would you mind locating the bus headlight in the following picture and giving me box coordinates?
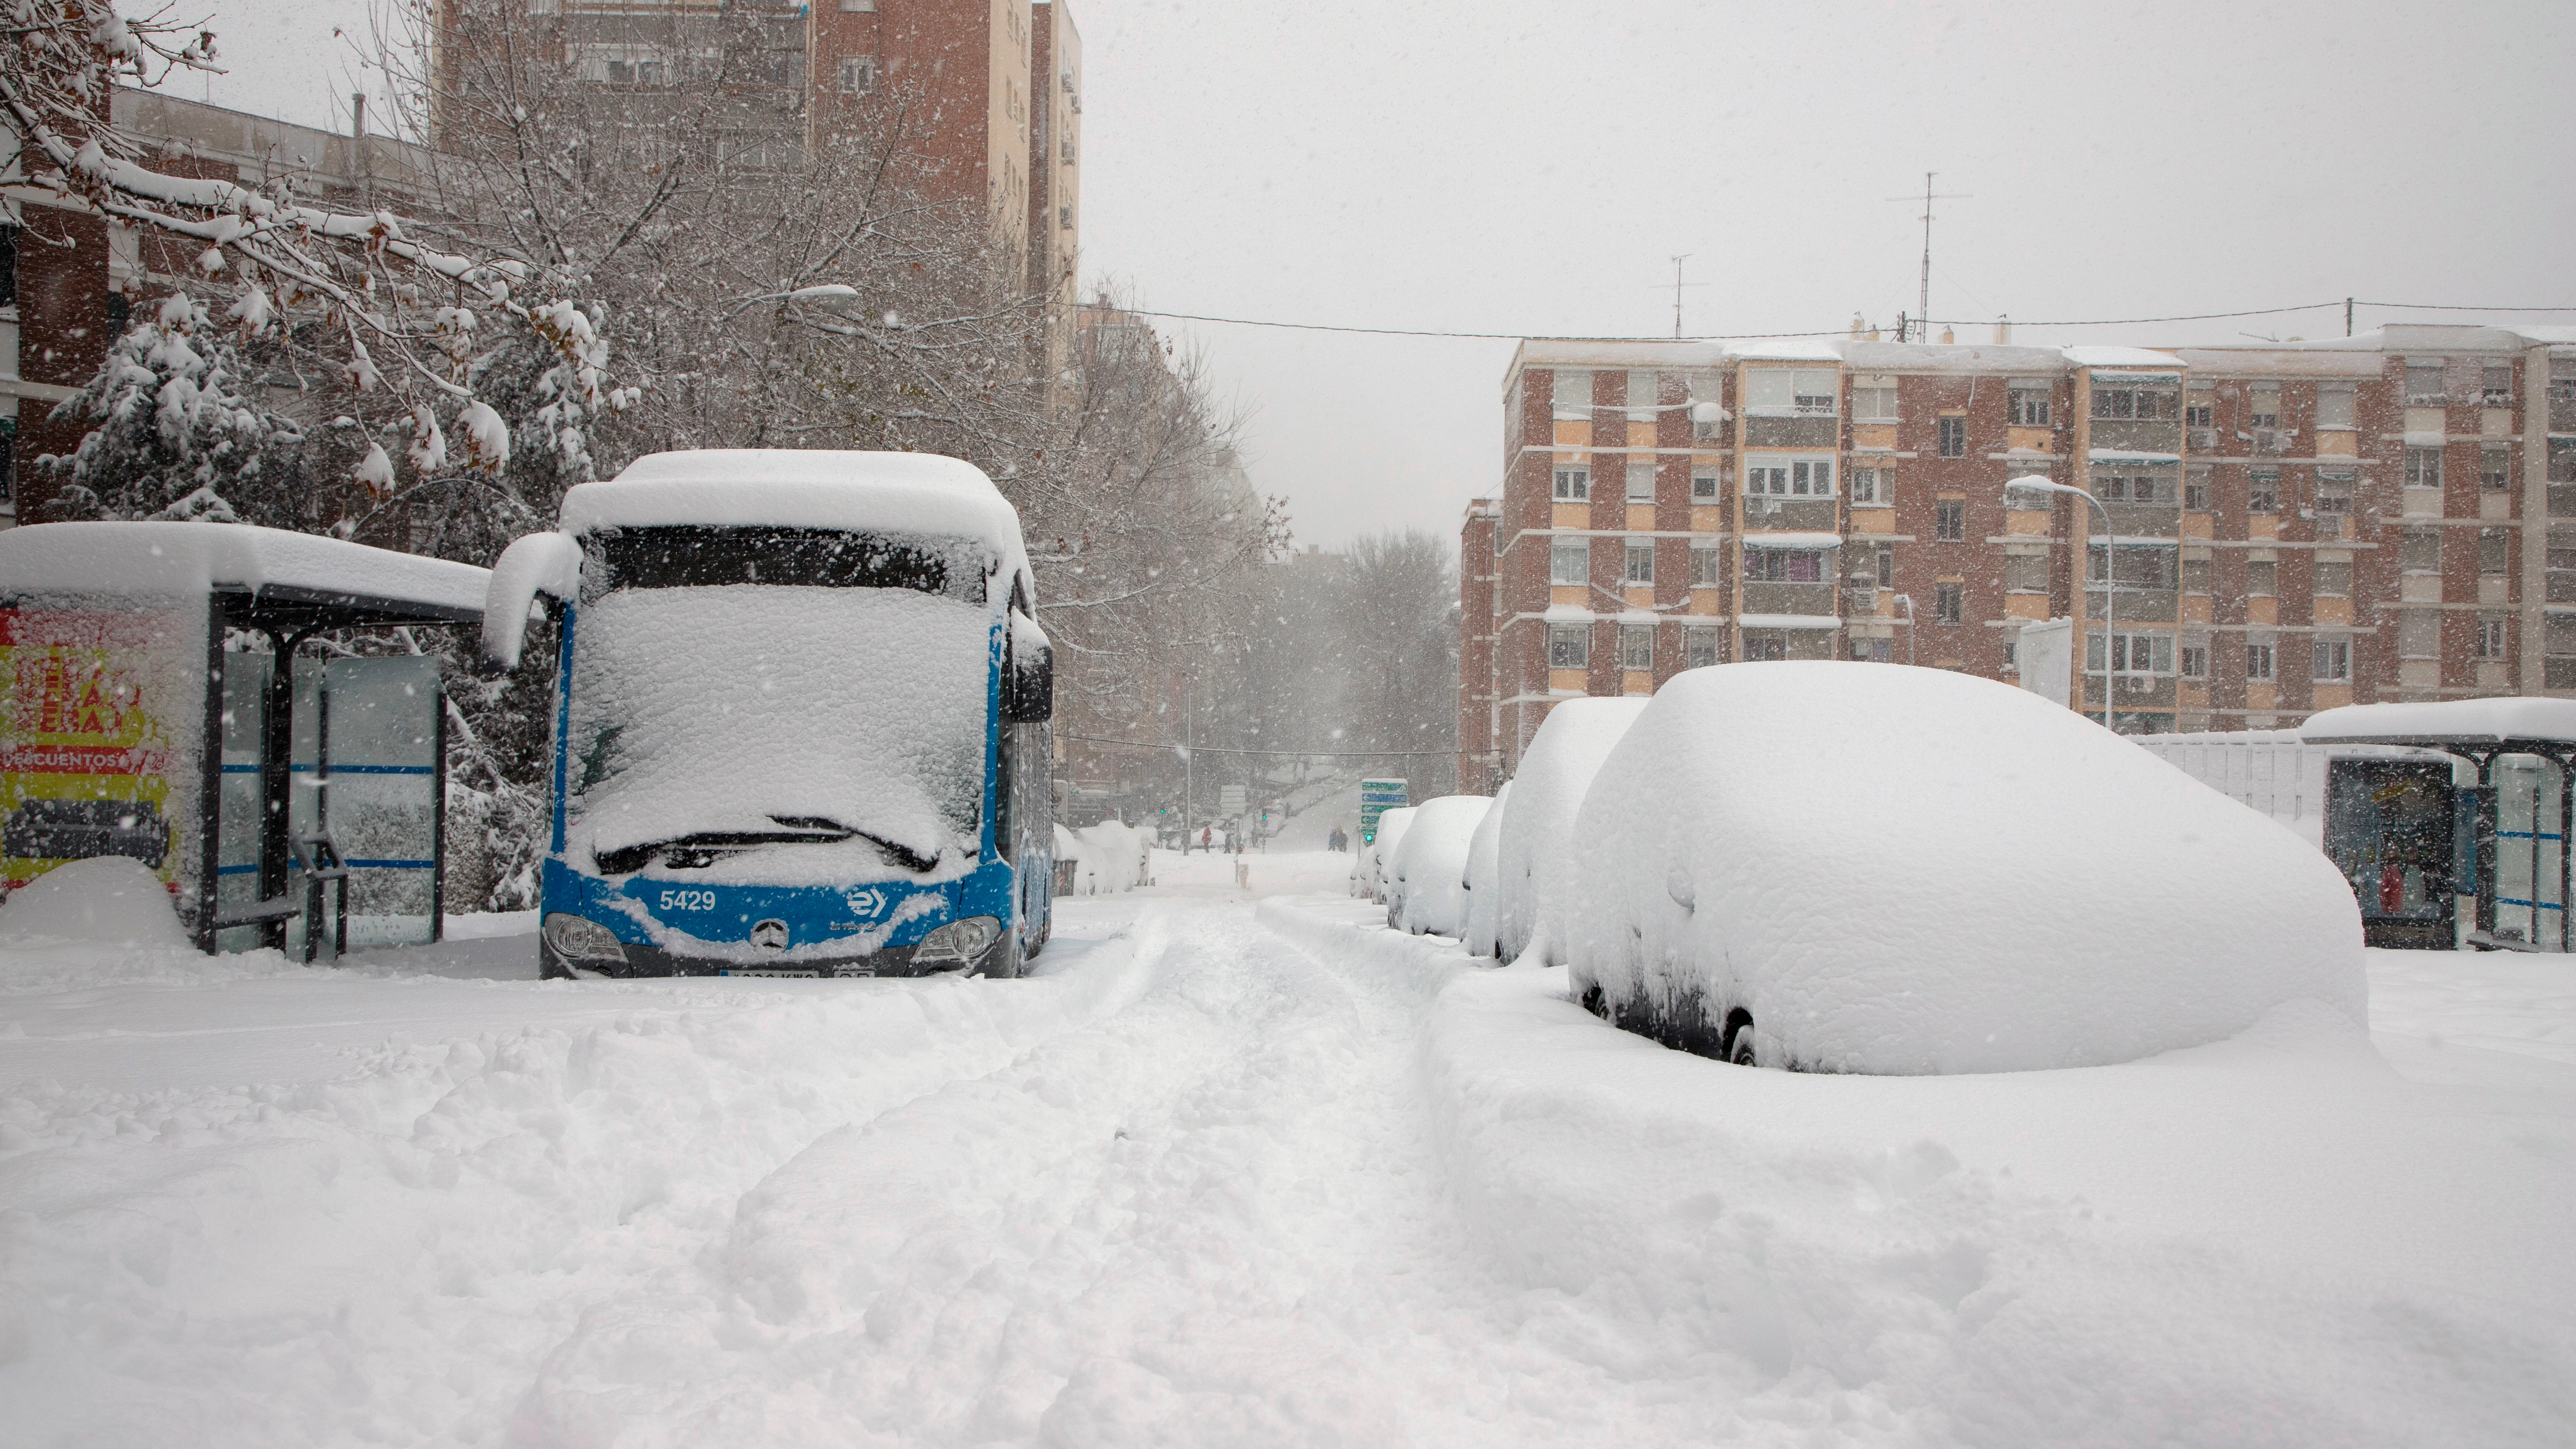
[914,915,1001,964]
[543,912,627,963]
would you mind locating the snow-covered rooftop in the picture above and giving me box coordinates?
[2061,346,2186,370]
[2302,698,2576,748]
[0,522,489,618]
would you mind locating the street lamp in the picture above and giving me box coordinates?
[1892,593,1916,666]
[2003,475,2116,731]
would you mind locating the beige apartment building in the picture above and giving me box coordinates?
[1458,324,2576,789]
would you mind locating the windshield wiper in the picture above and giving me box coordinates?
[593,817,940,876]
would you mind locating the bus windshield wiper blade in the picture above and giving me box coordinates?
[768,816,941,873]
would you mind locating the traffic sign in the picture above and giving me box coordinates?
[1359,778,1409,843]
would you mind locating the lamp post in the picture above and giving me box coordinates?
[2004,476,2116,731]
[1892,593,1916,666]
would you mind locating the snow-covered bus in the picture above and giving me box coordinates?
[483,451,1055,978]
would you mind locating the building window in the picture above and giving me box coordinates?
[2101,473,2171,504]
[2247,641,2276,682]
[1620,623,1653,670]
[0,223,15,307]
[1552,370,1592,419]
[2090,545,2173,589]
[2092,386,2178,421]
[2482,365,2514,407]
[2247,388,2282,429]
[1625,462,1656,502]
[2400,611,2441,659]
[2004,553,2048,593]
[2312,637,2351,682]
[2185,401,2214,429]
[1623,540,1654,584]
[1937,415,1966,458]
[1934,499,1965,542]
[2315,560,2352,597]
[2316,471,2355,516]
[1933,582,1963,625]
[2481,528,2511,577]
[2401,529,2441,573]
[1745,368,1839,417]
[1851,637,1893,663]
[2316,387,2355,429]
[1685,627,1721,669]
[1744,548,1827,582]
[2248,472,2280,514]
[838,56,878,92]
[1745,456,1833,496]
[2405,447,2443,489]
[1853,379,1898,421]
[1850,465,1889,505]
[1874,542,1894,587]
[1743,633,1788,662]
[2009,385,2050,426]
[2481,444,2513,491]
[2180,643,2209,679]
[2476,617,2508,659]
[1553,466,1590,500]
[2183,557,2211,594]
[2247,559,2277,597]
[2185,466,2211,510]
[1690,469,1719,500]
[2405,363,2446,404]
[1550,540,1588,585]
[1624,369,1662,423]
[2091,632,2174,675]
[1689,546,1721,587]
[1548,624,1589,669]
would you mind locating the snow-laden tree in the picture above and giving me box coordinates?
[42,291,301,519]
[2,0,627,524]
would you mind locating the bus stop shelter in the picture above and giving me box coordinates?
[2304,698,2576,952]
[0,523,488,956]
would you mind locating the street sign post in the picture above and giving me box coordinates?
[1359,778,1409,844]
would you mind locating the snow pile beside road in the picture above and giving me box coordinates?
[1392,795,1489,937]
[1572,663,2365,1073]
[0,857,299,994]
[1496,697,1648,964]
[1461,780,1511,958]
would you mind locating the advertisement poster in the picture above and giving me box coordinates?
[0,607,189,894]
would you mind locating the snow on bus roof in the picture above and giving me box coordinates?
[0,521,489,616]
[2302,698,2576,748]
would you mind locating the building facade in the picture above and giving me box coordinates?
[1458,325,2576,787]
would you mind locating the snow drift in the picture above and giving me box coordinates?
[1569,663,2367,1074]
[1391,795,1491,938]
[1460,780,1511,958]
[1496,698,1649,964]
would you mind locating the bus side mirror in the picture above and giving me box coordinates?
[482,532,583,668]
[1005,611,1054,723]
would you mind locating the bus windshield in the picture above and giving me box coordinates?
[564,557,992,885]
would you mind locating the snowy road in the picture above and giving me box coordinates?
[5,851,2574,1446]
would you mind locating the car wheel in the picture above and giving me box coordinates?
[1723,1010,1757,1067]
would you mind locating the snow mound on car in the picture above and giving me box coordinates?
[1461,780,1512,958]
[1391,795,1491,938]
[1570,663,2366,1074]
[1496,697,1649,964]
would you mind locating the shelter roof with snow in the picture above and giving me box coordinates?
[0,522,489,627]
[2301,699,2576,751]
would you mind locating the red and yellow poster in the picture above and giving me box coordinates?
[0,608,187,893]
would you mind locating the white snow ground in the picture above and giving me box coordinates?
[2,850,2571,1446]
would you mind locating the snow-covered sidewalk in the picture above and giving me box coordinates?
[2,853,2571,1445]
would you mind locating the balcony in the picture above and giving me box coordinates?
[1740,581,1838,616]
[2086,587,2181,623]
[2187,426,2219,453]
[1741,497,1839,533]
[1741,416,1840,448]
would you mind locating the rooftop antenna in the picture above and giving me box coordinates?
[1887,172,1970,342]
[1654,254,1709,338]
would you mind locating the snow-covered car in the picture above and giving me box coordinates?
[1389,795,1492,936]
[1569,663,2367,1074]
[1070,821,1151,893]
[1496,698,1649,964]
[1359,806,1417,904]
[1460,780,1512,958]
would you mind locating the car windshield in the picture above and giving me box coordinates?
[563,536,993,884]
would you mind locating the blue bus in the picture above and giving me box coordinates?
[483,450,1054,978]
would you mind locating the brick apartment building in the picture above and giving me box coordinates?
[466,0,1082,367]
[1457,324,2576,789]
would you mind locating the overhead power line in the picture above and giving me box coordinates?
[1063,733,1454,758]
[1117,298,2576,344]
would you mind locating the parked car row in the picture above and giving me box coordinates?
[1361,663,2369,1077]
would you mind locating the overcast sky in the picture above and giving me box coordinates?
[203,0,2575,549]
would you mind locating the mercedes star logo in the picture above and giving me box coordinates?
[750,919,789,951]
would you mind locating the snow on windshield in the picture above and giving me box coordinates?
[565,583,990,884]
